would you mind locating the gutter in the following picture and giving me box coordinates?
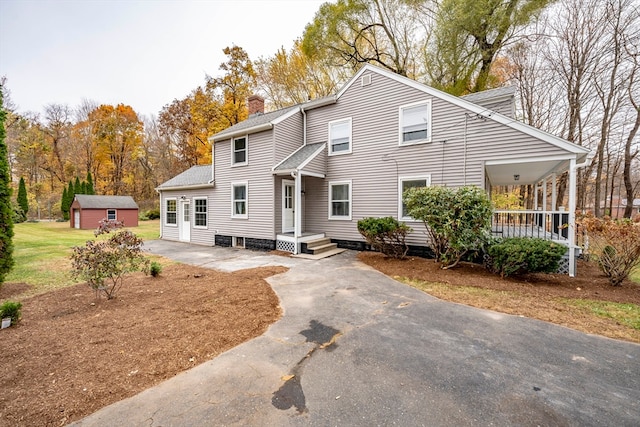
[210,122,273,142]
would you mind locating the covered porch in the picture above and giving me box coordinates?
[485,152,592,277]
[272,143,328,255]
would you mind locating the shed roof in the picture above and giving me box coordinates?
[74,195,138,209]
[156,165,213,190]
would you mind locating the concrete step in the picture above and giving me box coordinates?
[309,242,338,255]
[293,247,346,260]
[305,237,331,249]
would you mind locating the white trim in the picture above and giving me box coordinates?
[484,154,577,166]
[328,180,352,220]
[231,181,248,219]
[156,183,215,191]
[328,118,352,156]
[210,123,271,142]
[398,175,431,220]
[106,209,117,221]
[336,64,590,160]
[271,106,301,125]
[165,198,177,227]
[298,143,327,169]
[399,100,432,146]
[231,135,248,167]
[193,197,208,229]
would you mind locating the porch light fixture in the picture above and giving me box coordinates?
[180,195,186,200]
[513,174,520,181]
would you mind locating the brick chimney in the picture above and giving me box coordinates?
[248,95,264,116]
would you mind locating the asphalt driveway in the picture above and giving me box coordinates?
[71,240,639,426]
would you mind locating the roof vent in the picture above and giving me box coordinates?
[361,74,372,87]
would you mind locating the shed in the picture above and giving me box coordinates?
[70,195,139,229]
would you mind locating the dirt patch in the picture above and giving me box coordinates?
[0,263,286,427]
[358,252,640,343]
[0,282,31,300]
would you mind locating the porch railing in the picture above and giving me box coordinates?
[492,210,570,244]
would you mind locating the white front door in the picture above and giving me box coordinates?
[179,200,190,242]
[74,210,80,229]
[282,180,295,233]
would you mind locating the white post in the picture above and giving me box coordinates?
[542,177,547,211]
[294,172,303,254]
[551,173,557,210]
[534,183,539,210]
[568,158,577,277]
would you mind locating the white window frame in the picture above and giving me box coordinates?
[328,118,352,155]
[231,135,248,166]
[399,100,432,146]
[328,180,352,220]
[165,198,177,226]
[193,197,208,228]
[231,181,248,219]
[398,175,431,220]
[106,209,116,221]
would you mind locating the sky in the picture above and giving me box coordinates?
[0,0,327,119]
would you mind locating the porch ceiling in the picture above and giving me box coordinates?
[485,158,570,186]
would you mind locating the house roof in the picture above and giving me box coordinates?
[74,195,138,209]
[210,105,299,141]
[461,86,516,105]
[156,165,213,190]
[273,142,326,173]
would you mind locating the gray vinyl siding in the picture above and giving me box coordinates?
[303,69,570,244]
[274,112,303,164]
[302,149,326,176]
[212,130,276,240]
[159,189,215,245]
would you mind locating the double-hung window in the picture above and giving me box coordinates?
[329,180,352,220]
[399,101,431,145]
[399,176,431,219]
[232,136,247,166]
[328,118,352,155]
[231,182,248,218]
[107,209,116,221]
[166,199,177,225]
[194,198,207,227]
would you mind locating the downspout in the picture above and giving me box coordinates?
[301,108,307,146]
[463,114,468,185]
[568,153,594,277]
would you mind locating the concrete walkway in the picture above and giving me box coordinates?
[71,240,640,427]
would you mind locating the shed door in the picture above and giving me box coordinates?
[179,201,190,242]
[74,210,80,229]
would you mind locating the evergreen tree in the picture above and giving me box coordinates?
[62,180,74,221]
[0,85,15,284]
[61,186,68,219]
[86,171,95,195]
[17,176,28,215]
[80,181,86,195]
[74,176,81,195]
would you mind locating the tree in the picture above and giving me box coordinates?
[86,171,95,195]
[89,104,144,195]
[302,0,426,77]
[74,176,82,195]
[428,0,553,94]
[0,84,15,285]
[255,40,340,109]
[17,176,28,215]
[207,45,257,128]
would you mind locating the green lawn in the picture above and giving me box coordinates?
[4,220,160,294]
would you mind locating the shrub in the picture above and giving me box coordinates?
[70,219,150,299]
[0,300,22,325]
[150,261,162,277]
[143,209,160,220]
[486,237,567,277]
[579,214,640,286]
[357,216,412,259]
[404,185,493,269]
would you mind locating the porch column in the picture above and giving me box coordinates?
[294,172,302,254]
[551,173,557,210]
[542,178,547,211]
[568,158,577,277]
